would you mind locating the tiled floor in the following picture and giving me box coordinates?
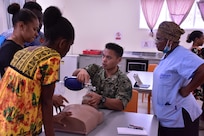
[137,93,204,136]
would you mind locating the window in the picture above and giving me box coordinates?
[139,0,204,29]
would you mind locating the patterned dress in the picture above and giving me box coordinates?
[191,47,204,101]
[0,46,60,136]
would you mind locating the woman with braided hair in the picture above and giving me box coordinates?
[153,21,204,136]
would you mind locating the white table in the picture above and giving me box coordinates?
[40,111,158,136]
[39,81,158,136]
[127,71,153,93]
[127,71,153,114]
[53,81,88,106]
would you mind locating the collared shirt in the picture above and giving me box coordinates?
[85,64,132,108]
[152,45,203,127]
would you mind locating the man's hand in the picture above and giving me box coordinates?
[82,92,101,108]
[53,94,68,107]
[76,69,90,83]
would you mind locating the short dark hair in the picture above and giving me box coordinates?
[23,1,43,31]
[23,1,42,12]
[186,30,203,43]
[105,43,123,57]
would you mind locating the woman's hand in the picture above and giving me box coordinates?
[53,94,68,107]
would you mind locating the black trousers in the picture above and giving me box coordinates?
[158,108,199,136]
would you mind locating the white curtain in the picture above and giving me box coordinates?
[2,0,25,29]
[197,0,204,21]
[141,0,164,37]
[166,0,195,25]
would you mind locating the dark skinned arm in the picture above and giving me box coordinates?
[41,83,55,136]
[180,64,204,97]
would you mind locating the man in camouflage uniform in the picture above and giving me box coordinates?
[73,43,132,111]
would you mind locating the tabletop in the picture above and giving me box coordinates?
[39,81,158,136]
[127,71,153,93]
[40,111,158,136]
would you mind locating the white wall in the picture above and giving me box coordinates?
[0,0,8,32]
[35,0,203,54]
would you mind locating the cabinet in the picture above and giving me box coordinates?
[78,55,161,73]
[118,58,126,73]
[78,55,102,68]
[60,55,79,81]
[148,59,160,64]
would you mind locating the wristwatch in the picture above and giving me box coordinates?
[100,96,106,105]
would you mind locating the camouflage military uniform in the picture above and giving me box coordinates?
[84,64,132,108]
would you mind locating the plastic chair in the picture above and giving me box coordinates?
[142,64,157,114]
[124,90,138,112]
[142,64,157,102]
[147,64,157,72]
